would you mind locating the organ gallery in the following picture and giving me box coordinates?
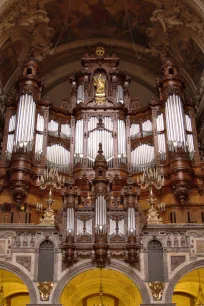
[0,0,204,305]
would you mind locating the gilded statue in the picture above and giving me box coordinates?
[93,74,106,104]
[93,74,105,96]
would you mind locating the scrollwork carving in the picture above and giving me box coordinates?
[148,282,165,301]
[36,282,54,301]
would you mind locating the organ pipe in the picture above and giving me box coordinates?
[77,84,84,104]
[47,144,70,172]
[75,119,84,155]
[128,207,136,234]
[142,120,152,136]
[6,115,16,158]
[165,94,186,150]
[87,116,114,168]
[156,113,166,160]
[14,94,36,151]
[109,218,125,235]
[48,120,58,136]
[67,208,75,234]
[60,124,71,138]
[35,114,45,159]
[95,195,107,233]
[117,85,124,104]
[117,119,126,156]
[131,144,155,172]
[77,218,92,235]
[130,123,140,139]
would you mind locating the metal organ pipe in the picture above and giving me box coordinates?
[142,120,152,136]
[185,114,194,157]
[156,113,166,160]
[35,114,44,160]
[77,84,84,104]
[95,195,107,233]
[14,94,36,151]
[130,123,140,139]
[47,144,70,172]
[74,119,84,163]
[117,119,126,163]
[165,94,186,150]
[61,124,71,138]
[87,116,113,168]
[128,207,136,234]
[117,85,124,104]
[131,144,154,172]
[6,114,16,159]
[67,208,74,234]
[48,120,58,137]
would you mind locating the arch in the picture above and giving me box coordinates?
[165,259,204,303]
[34,235,59,249]
[51,259,151,304]
[0,261,37,303]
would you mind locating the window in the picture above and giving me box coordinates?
[170,212,176,223]
[148,240,164,282]
[187,212,191,223]
[201,212,204,223]
[38,240,54,282]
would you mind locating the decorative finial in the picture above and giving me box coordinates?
[98,143,103,154]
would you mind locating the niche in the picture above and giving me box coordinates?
[26,67,32,75]
[38,240,54,282]
[148,240,164,282]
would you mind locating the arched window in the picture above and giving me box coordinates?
[148,240,164,282]
[38,240,54,282]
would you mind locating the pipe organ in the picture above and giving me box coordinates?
[0,46,202,268]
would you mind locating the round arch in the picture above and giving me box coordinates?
[0,261,38,304]
[165,259,204,303]
[51,259,151,304]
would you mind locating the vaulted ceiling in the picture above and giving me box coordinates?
[0,0,204,115]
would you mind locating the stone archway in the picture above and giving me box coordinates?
[51,259,151,304]
[164,259,204,303]
[0,261,38,304]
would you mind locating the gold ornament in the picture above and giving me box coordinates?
[36,282,54,301]
[148,282,165,301]
[96,47,105,57]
